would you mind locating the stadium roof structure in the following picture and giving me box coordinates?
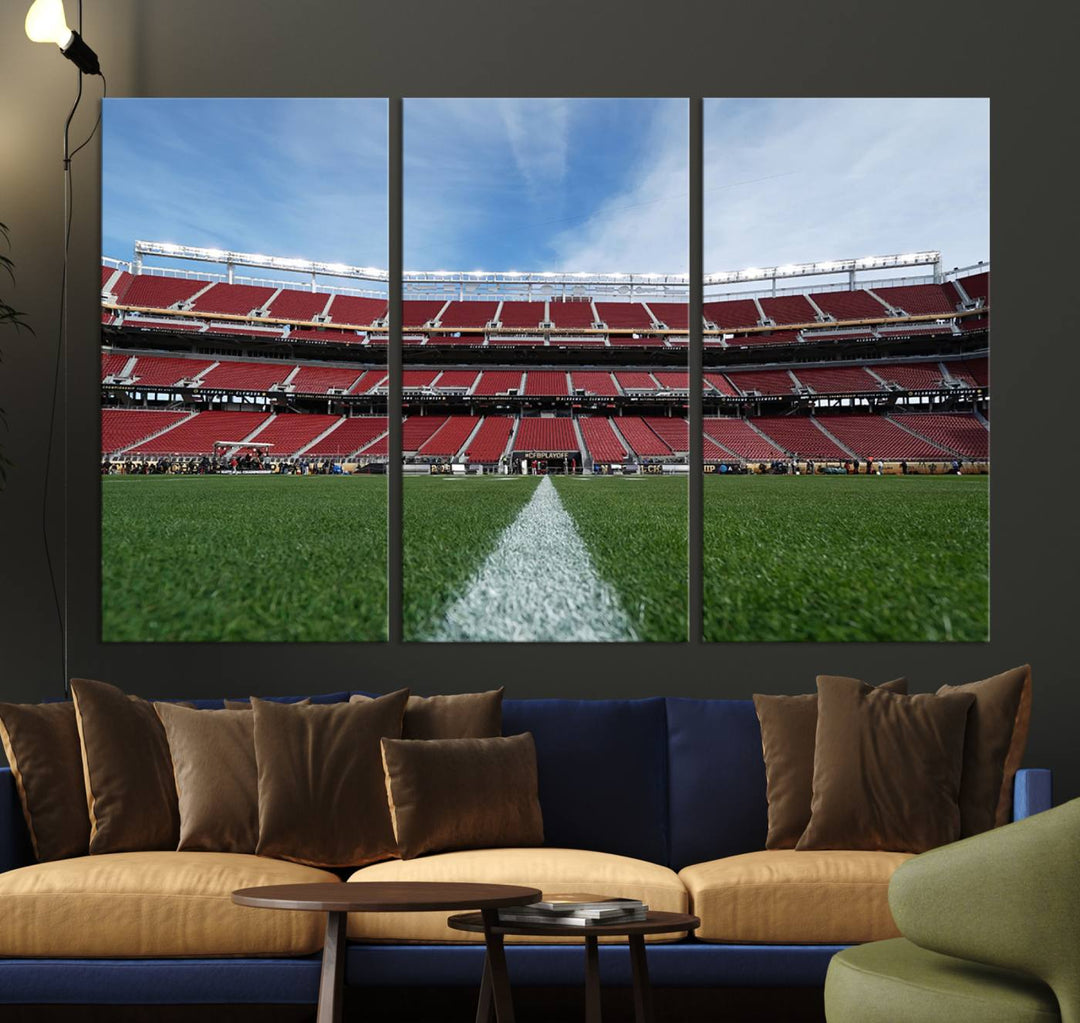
[704,251,942,287]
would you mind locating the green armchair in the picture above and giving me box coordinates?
[825,798,1080,1023]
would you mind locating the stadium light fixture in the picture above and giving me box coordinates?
[25,0,100,75]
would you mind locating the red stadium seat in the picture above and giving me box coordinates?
[101,409,191,454]
[580,417,627,463]
[465,416,514,462]
[513,418,578,452]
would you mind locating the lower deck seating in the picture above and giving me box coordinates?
[303,416,388,457]
[815,416,950,460]
[465,416,513,462]
[579,416,627,463]
[246,414,342,457]
[101,409,191,454]
[418,416,480,457]
[703,419,785,460]
[752,417,849,459]
[888,414,988,458]
[127,411,271,455]
[643,416,689,453]
[514,417,578,452]
[615,417,672,457]
[402,416,449,452]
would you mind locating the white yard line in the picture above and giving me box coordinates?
[430,476,638,642]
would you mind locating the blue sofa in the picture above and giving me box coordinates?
[0,695,1052,1006]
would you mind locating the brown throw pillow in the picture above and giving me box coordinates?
[222,698,312,710]
[753,677,907,849]
[71,678,181,854]
[381,734,544,859]
[797,676,974,854]
[253,690,409,868]
[938,665,1032,835]
[155,704,259,854]
[350,688,503,739]
[0,702,89,862]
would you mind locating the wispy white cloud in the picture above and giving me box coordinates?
[704,98,989,274]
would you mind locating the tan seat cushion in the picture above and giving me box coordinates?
[679,850,914,944]
[0,852,340,957]
[347,847,687,943]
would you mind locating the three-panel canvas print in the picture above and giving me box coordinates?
[99,97,989,644]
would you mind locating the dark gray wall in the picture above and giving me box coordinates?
[1,1,1077,800]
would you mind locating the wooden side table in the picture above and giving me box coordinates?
[233,880,540,1023]
[448,909,700,1023]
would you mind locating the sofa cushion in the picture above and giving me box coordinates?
[0,852,339,957]
[825,938,1060,1023]
[666,699,767,870]
[502,698,669,865]
[346,847,687,943]
[679,850,913,944]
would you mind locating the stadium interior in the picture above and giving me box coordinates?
[100,251,988,472]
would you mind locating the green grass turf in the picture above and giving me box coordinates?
[703,475,989,642]
[552,476,688,642]
[403,475,541,640]
[102,475,387,642]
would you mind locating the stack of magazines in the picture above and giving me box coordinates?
[498,893,648,927]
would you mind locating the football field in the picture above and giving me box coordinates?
[704,474,989,642]
[102,475,387,642]
[404,474,689,642]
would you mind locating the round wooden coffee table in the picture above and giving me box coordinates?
[233,881,541,1023]
[448,909,700,1023]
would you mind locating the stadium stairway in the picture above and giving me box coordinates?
[571,417,591,470]
[745,417,787,453]
[864,287,900,316]
[455,417,487,461]
[607,418,635,459]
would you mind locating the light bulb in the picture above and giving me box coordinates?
[25,0,73,48]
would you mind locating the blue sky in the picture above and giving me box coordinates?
[102,98,387,284]
[404,99,689,273]
[704,98,990,278]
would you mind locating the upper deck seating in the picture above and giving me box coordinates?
[653,372,689,392]
[403,370,440,390]
[120,275,204,310]
[810,289,890,321]
[439,302,498,329]
[703,299,760,329]
[524,372,570,397]
[288,365,364,394]
[432,371,479,392]
[472,371,525,396]
[705,373,737,396]
[727,370,797,396]
[595,302,655,330]
[402,301,447,328]
[198,360,294,391]
[571,372,619,396]
[645,302,689,329]
[547,301,595,329]
[759,294,817,325]
[872,363,946,390]
[614,372,660,392]
[791,366,878,393]
[872,283,960,316]
[128,355,214,387]
[957,272,989,304]
[346,370,388,394]
[325,295,387,325]
[190,283,276,316]
[497,302,546,329]
[266,289,332,321]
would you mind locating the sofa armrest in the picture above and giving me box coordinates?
[889,799,1080,1023]
[1012,768,1052,820]
[0,767,34,873]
